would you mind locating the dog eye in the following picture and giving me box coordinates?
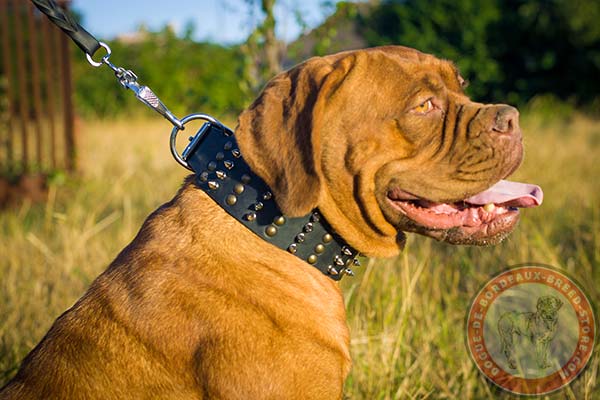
[412,99,434,114]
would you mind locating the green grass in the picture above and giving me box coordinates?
[1,113,599,399]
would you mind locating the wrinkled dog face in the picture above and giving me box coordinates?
[238,46,542,257]
[316,47,542,248]
[371,51,538,244]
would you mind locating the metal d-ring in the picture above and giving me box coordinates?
[86,41,111,67]
[170,113,233,170]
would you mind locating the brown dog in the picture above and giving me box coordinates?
[0,46,541,399]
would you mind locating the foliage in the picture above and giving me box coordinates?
[359,0,502,100]
[358,0,600,107]
[487,0,600,106]
[65,0,600,118]
[71,26,248,119]
[239,0,281,99]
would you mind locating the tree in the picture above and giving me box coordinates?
[360,0,502,101]
[240,0,282,99]
[360,0,600,107]
[488,0,600,106]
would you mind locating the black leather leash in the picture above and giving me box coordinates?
[31,0,100,56]
[31,0,361,280]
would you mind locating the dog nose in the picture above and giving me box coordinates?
[492,106,520,136]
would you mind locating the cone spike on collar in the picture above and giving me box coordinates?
[182,122,360,281]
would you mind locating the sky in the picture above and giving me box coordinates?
[73,0,341,45]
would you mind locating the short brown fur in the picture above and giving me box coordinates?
[1,46,526,399]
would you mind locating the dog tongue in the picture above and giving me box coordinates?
[465,180,543,208]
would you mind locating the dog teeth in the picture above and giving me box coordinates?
[483,203,495,212]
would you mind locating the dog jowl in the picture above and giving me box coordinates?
[1,46,542,399]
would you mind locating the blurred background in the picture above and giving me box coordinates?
[1,1,599,398]
[58,0,600,119]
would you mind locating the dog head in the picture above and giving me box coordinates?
[537,296,563,319]
[236,46,542,257]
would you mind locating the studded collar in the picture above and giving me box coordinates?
[182,122,360,281]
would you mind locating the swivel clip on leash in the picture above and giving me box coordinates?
[31,0,232,171]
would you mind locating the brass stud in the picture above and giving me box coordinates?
[207,161,217,171]
[315,244,325,254]
[233,183,245,194]
[216,170,227,180]
[296,233,305,243]
[343,268,355,277]
[224,141,233,150]
[327,265,339,275]
[245,212,257,222]
[307,254,317,264]
[288,244,297,254]
[232,149,241,158]
[334,255,344,266]
[241,174,251,184]
[353,259,361,267]
[216,152,225,161]
[310,212,320,222]
[208,181,219,190]
[265,226,277,237]
[273,216,286,226]
[263,191,272,200]
[199,171,209,182]
[224,160,234,170]
[253,202,264,211]
[225,194,237,206]
[304,222,313,233]
[322,233,333,243]
[342,246,353,256]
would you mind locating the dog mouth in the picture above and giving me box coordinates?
[386,180,543,240]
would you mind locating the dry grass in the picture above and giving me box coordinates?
[1,113,599,399]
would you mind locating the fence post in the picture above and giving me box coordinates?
[0,0,15,170]
[58,0,76,172]
[27,2,44,169]
[0,0,77,206]
[41,18,57,169]
[12,0,31,172]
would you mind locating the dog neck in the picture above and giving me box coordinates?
[182,122,360,281]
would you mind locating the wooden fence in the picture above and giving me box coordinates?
[0,0,75,177]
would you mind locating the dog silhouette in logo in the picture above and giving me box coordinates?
[497,295,563,369]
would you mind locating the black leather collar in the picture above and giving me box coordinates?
[182,122,360,281]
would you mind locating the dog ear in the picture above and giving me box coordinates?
[235,58,337,217]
